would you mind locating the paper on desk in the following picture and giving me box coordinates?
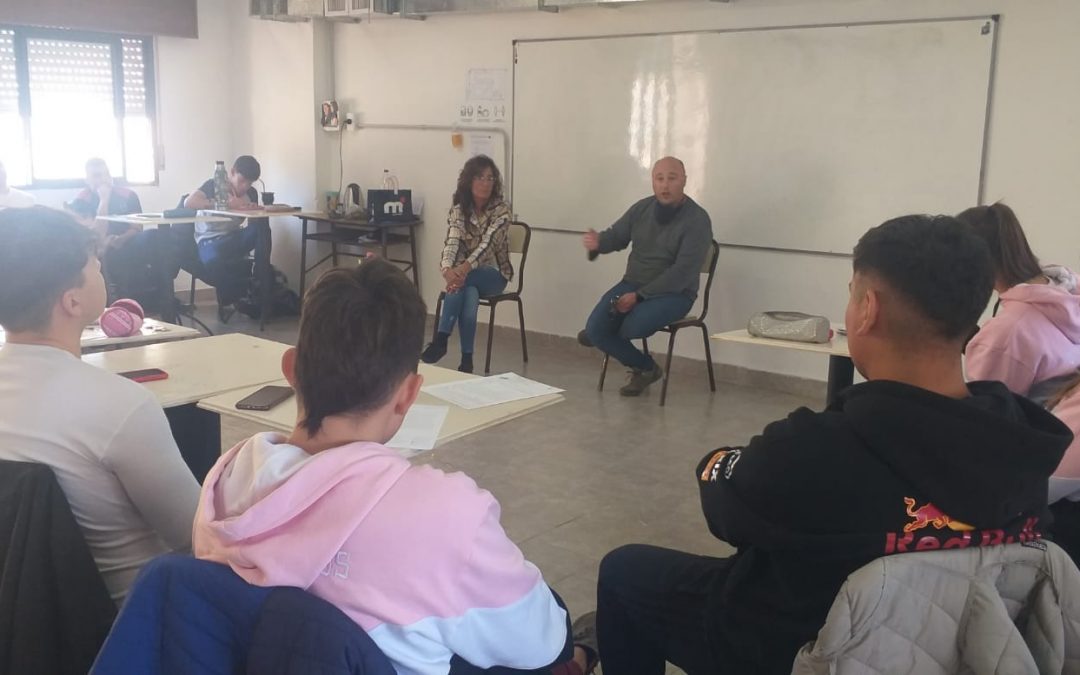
[423,372,563,410]
[387,404,449,454]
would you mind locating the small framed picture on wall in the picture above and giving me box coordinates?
[321,100,341,130]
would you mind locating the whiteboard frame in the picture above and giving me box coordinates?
[510,14,1001,258]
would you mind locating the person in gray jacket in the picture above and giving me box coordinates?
[580,156,713,396]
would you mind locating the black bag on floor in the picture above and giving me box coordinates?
[238,265,301,319]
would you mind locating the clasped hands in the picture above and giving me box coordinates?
[442,261,472,293]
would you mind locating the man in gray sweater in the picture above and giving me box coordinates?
[581,157,713,396]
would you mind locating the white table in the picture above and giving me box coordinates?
[98,213,236,227]
[83,333,292,481]
[199,364,565,452]
[712,328,854,405]
[83,333,289,408]
[0,319,200,353]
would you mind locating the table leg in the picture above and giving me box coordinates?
[408,222,420,288]
[155,226,179,323]
[298,217,309,302]
[254,218,272,331]
[164,404,221,484]
[826,355,855,408]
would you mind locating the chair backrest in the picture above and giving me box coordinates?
[507,221,532,295]
[93,554,395,675]
[0,461,116,675]
[696,240,720,323]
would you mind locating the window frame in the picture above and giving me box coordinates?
[2,24,159,189]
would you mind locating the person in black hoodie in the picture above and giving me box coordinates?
[592,214,1074,675]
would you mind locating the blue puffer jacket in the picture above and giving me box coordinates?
[92,555,395,675]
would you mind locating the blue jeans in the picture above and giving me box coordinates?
[586,281,694,370]
[439,266,508,354]
[197,219,272,306]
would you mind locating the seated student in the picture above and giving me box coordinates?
[590,214,1072,675]
[957,202,1080,398]
[0,207,201,603]
[183,155,270,314]
[193,260,592,674]
[67,158,161,307]
[0,159,34,209]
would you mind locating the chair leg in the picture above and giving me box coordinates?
[517,299,529,364]
[189,276,196,307]
[331,242,339,268]
[484,302,497,375]
[642,338,650,357]
[598,353,610,391]
[432,294,444,342]
[660,330,677,407]
[701,325,717,392]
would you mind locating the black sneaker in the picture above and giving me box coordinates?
[577,329,594,348]
[458,354,474,374]
[421,341,447,364]
[619,363,663,396]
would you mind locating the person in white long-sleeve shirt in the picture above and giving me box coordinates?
[0,206,200,602]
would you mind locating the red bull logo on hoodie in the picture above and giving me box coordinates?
[884,497,1041,554]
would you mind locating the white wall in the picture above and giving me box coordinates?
[324,0,1080,381]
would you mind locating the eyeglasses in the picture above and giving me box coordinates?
[474,175,496,183]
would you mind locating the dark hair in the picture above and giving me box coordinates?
[853,214,993,342]
[294,259,427,435]
[0,207,98,332]
[452,155,503,222]
[955,202,1042,289]
[232,155,261,182]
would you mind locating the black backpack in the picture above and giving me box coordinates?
[238,265,301,319]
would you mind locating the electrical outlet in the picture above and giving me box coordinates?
[344,112,356,128]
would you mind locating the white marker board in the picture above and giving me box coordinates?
[512,18,996,254]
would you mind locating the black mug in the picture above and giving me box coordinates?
[261,192,275,206]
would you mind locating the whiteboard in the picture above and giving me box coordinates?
[512,18,996,254]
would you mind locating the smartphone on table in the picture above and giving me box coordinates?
[119,368,169,383]
[235,385,294,411]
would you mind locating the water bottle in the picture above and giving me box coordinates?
[381,169,399,193]
[213,161,229,210]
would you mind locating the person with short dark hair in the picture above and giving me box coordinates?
[422,155,513,373]
[579,156,713,396]
[589,214,1072,674]
[66,158,163,307]
[184,155,270,313]
[957,202,1080,398]
[0,207,200,603]
[193,259,588,674]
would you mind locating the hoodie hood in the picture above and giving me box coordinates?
[841,380,1071,526]
[193,433,410,589]
[999,266,1080,343]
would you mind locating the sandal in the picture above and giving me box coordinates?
[571,611,600,674]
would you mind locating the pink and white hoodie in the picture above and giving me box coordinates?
[193,432,569,675]
[966,266,1080,396]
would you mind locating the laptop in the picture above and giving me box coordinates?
[367,189,414,223]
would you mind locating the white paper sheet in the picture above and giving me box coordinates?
[387,404,449,454]
[423,373,563,410]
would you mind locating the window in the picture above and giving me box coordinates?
[0,26,157,188]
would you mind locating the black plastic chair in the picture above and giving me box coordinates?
[598,240,720,406]
[432,221,532,374]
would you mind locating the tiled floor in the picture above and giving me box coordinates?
[194,307,817,673]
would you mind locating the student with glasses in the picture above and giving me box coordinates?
[422,155,513,373]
